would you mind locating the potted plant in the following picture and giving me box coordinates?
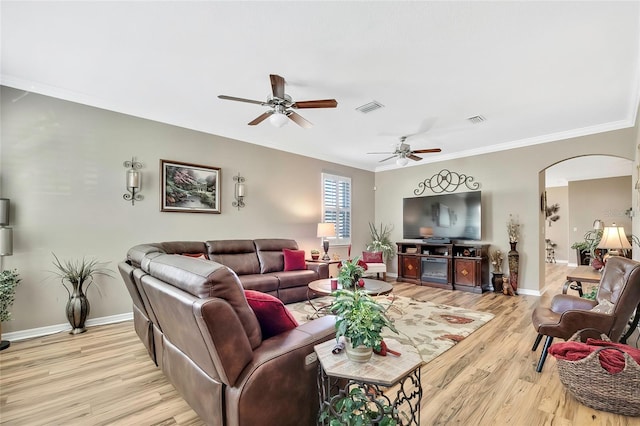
[51,253,113,334]
[337,256,366,289]
[330,288,398,362]
[318,385,398,425]
[310,249,321,261]
[0,269,21,350]
[366,222,396,263]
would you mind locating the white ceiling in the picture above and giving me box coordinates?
[2,1,639,174]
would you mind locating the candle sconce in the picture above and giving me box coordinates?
[123,157,143,205]
[233,173,246,210]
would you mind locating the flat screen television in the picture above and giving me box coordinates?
[403,191,482,241]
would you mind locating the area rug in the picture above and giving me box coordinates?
[286,294,494,364]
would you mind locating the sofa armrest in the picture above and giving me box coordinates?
[225,315,336,425]
[551,294,597,313]
[306,261,329,278]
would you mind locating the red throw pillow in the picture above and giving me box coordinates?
[357,259,368,271]
[181,253,207,260]
[283,248,306,271]
[362,251,383,263]
[244,290,299,339]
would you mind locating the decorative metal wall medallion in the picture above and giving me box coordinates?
[414,169,480,195]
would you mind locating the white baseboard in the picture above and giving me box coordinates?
[3,312,133,342]
[517,288,541,297]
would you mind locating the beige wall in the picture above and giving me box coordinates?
[2,85,638,333]
[567,176,632,264]
[0,86,375,333]
[375,128,637,295]
[544,186,568,262]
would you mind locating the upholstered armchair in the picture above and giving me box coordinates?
[531,256,640,372]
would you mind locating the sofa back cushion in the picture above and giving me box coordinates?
[140,253,262,350]
[254,239,299,273]
[206,239,261,275]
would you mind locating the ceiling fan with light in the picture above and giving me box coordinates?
[368,136,442,166]
[218,74,338,128]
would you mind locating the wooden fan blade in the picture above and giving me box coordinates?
[412,148,442,154]
[379,155,398,163]
[292,99,338,109]
[270,74,285,99]
[408,154,423,162]
[287,111,313,128]
[248,111,272,126]
[218,95,266,105]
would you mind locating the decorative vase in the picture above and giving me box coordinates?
[311,254,320,260]
[492,273,504,292]
[66,286,90,335]
[508,242,519,295]
[345,338,373,363]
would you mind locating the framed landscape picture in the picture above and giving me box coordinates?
[161,159,221,214]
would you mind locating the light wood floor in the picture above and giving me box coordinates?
[1,264,638,425]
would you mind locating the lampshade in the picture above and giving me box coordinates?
[0,227,13,256]
[597,225,632,251]
[269,112,289,127]
[317,222,336,238]
[0,198,9,227]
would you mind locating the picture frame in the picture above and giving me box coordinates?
[160,159,221,214]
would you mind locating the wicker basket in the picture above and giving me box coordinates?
[555,330,640,417]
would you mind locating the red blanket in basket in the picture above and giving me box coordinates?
[548,339,640,374]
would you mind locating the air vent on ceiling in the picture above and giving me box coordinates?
[356,101,384,114]
[467,115,486,124]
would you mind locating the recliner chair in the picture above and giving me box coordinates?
[531,256,640,372]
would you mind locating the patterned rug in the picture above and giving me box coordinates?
[286,294,494,364]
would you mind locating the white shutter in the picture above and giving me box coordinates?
[322,173,351,246]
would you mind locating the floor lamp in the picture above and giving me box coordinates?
[317,223,336,261]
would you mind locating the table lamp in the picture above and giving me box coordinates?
[317,223,336,261]
[597,223,631,259]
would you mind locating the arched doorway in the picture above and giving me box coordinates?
[541,155,634,291]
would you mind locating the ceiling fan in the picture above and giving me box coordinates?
[368,136,442,166]
[218,74,338,128]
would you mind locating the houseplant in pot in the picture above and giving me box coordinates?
[330,288,398,362]
[0,269,21,350]
[366,222,396,263]
[310,249,321,261]
[337,256,366,289]
[51,253,113,334]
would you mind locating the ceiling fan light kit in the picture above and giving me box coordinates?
[396,156,410,167]
[218,74,337,128]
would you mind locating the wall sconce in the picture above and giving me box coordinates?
[233,173,246,210]
[123,157,143,205]
[0,198,13,271]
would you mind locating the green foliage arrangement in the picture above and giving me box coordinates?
[330,288,398,351]
[51,253,113,296]
[337,256,365,289]
[366,222,396,262]
[0,269,21,322]
[318,385,398,426]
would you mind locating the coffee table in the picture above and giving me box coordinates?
[306,278,393,318]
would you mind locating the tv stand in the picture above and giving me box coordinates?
[396,242,489,293]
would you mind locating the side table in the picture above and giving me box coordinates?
[314,338,423,425]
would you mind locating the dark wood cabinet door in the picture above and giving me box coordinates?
[402,256,420,280]
[455,258,478,286]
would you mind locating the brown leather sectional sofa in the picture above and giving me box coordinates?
[119,239,336,425]
[127,239,329,304]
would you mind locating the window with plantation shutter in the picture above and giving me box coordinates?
[322,173,351,246]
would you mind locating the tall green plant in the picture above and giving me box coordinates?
[0,269,21,322]
[366,222,396,262]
